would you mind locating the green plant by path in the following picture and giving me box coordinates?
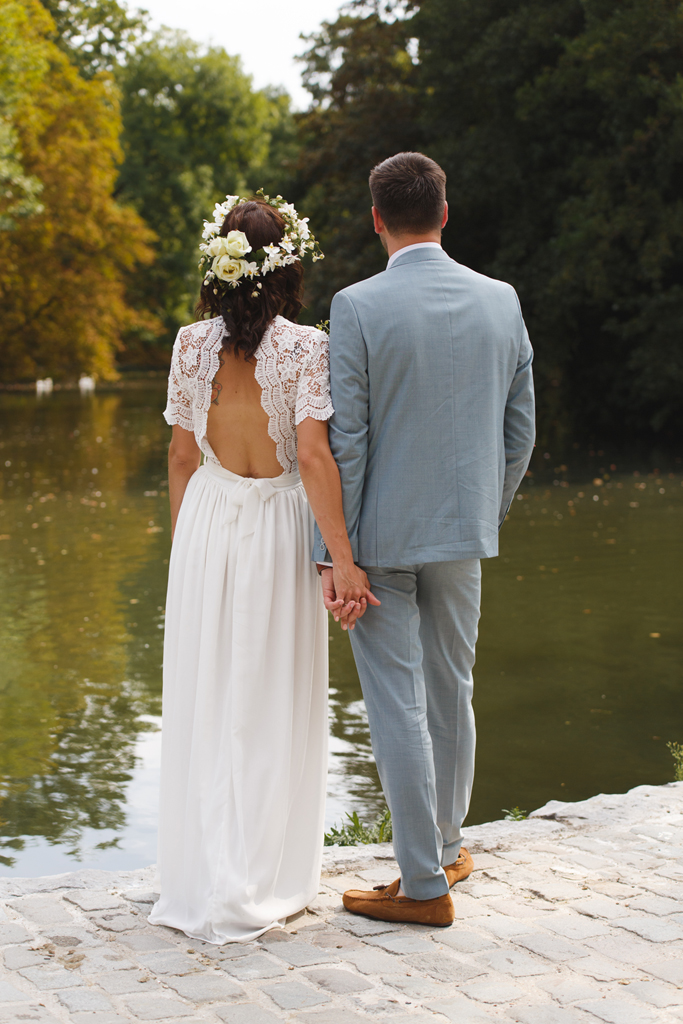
[503,806,528,821]
[324,808,392,846]
[667,742,683,782]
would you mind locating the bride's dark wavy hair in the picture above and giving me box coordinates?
[195,198,304,360]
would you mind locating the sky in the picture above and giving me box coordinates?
[137,0,346,110]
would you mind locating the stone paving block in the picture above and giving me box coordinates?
[438,929,498,953]
[365,933,434,954]
[582,932,663,965]
[516,932,590,962]
[626,895,681,916]
[122,995,195,1019]
[18,966,85,990]
[507,1007,596,1024]
[0,981,32,1002]
[521,881,588,902]
[459,880,513,899]
[304,968,372,994]
[6,899,75,928]
[164,974,246,1003]
[118,933,174,952]
[646,960,683,986]
[575,997,660,1023]
[70,1015,131,1024]
[90,914,141,933]
[339,948,403,975]
[425,996,499,1022]
[195,942,255,960]
[78,950,138,975]
[0,924,33,944]
[220,954,287,981]
[485,896,556,919]
[3,947,49,970]
[477,949,554,977]
[0,1007,60,1024]
[382,974,450,999]
[66,893,126,913]
[321,875,371,895]
[567,954,640,982]
[625,980,683,1008]
[536,975,604,1003]
[292,1011,367,1024]
[307,926,364,951]
[137,952,202,977]
[214,1004,282,1024]
[96,971,162,994]
[57,988,114,1012]
[542,913,610,940]
[468,916,537,940]
[613,915,683,942]
[459,980,525,1003]
[262,941,334,968]
[569,898,631,920]
[260,981,329,1010]
[405,951,484,983]
[333,914,399,937]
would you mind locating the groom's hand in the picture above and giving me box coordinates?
[332,563,380,631]
[320,568,345,622]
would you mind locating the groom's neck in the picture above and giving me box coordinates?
[382,230,442,260]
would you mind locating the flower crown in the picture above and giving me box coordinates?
[198,189,324,293]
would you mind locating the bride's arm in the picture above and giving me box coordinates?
[168,425,201,538]
[298,418,380,628]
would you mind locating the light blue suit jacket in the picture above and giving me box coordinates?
[315,246,535,566]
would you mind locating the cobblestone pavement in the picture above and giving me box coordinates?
[1,783,682,1024]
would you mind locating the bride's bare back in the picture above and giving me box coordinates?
[205,348,282,479]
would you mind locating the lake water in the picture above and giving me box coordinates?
[0,386,681,876]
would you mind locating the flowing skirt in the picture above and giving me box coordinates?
[149,461,328,943]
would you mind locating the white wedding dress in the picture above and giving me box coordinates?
[149,315,333,943]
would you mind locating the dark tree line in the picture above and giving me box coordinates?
[295,0,683,445]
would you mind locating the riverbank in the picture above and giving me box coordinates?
[1,782,682,1023]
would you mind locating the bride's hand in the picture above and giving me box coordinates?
[332,563,380,631]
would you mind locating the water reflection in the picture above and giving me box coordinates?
[0,389,682,875]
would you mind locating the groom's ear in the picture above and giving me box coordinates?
[441,201,449,230]
[372,206,385,235]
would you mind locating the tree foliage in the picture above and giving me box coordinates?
[296,0,683,442]
[115,30,297,364]
[39,0,146,78]
[0,0,157,383]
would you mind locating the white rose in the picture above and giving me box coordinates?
[212,255,247,283]
[206,236,230,257]
[225,230,252,258]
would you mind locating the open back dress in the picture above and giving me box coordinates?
[149,315,333,943]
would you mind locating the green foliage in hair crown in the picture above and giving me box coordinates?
[199,189,324,295]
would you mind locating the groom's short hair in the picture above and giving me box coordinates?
[369,152,446,235]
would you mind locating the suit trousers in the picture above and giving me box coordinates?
[350,559,481,900]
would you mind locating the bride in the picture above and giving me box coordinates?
[149,192,377,943]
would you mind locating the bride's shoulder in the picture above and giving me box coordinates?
[175,317,225,352]
[271,316,327,349]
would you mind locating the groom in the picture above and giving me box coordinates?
[318,152,535,925]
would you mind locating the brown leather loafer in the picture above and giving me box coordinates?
[444,847,474,887]
[342,878,454,926]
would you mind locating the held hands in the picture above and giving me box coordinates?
[320,564,380,631]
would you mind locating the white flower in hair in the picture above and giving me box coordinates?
[212,255,247,283]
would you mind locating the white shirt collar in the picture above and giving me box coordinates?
[386,241,443,270]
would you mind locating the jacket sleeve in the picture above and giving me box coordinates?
[312,290,369,563]
[499,295,536,527]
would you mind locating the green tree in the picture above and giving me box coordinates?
[115,30,297,364]
[0,0,157,383]
[0,0,49,229]
[39,0,146,78]
[415,0,683,440]
[295,3,422,322]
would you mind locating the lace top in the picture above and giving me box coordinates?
[163,315,334,474]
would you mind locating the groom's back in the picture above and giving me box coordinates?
[328,246,531,566]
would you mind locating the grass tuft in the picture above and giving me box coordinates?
[502,806,528,821]
[667,741,683,782]
[324,808,392,846]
